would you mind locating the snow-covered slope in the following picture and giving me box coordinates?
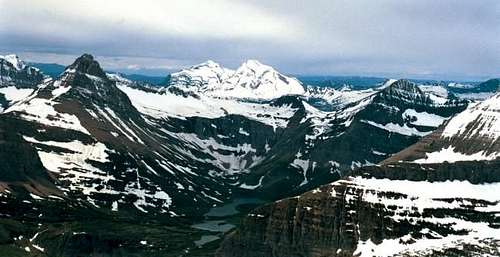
[168,59,304,100]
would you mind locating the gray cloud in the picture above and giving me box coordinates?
[0,0,498,80]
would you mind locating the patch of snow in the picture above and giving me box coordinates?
[414,146,500,163]
[240,176,264,190]
[419,85,448,98]
[238,127,250,136]
[5,90,90,135]
[111,201,118,211]
[23,136,113,196]
[402,109,446,127]
[361,120,429,137]
[0,86,33,104]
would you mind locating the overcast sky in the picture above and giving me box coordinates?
[0,0,498,80]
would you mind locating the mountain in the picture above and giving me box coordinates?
[241,79,466,195]
[216,91,500,257]
[444,78,500,100]
[297,75,387,90]
[116,72,470,202]
[167,60,304,100]
[0,55,251,255]
[0,55,45,111]
[3,54,239,215]
[384,89,500,164]
[0,54,488,256]
[0,55,45,88]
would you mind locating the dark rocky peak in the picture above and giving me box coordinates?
[376,79,429,105]
[33,54,137,115]
[66,54,107,79]
[384,79,423,95]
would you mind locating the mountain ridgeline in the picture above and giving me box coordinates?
[0,53,498,256]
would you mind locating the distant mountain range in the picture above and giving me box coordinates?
[28,62,167,85]
[29,61,484,92]
[1,53,499,256]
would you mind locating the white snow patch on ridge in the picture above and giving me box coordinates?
[350,177,500,203]
[0,86,33,104]
[240,176,264,190]
[402,109,446,127]
[361,120,429,137]
[6,97,90,135]
[414,146,500,163]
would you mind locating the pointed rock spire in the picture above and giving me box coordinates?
[67,54,107,79]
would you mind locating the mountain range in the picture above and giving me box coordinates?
[0,53,499,256]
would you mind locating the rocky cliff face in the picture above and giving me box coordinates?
[217,162,500,257]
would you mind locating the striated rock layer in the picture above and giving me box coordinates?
[217,162,500,257]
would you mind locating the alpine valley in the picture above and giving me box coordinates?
[0,54,499,257]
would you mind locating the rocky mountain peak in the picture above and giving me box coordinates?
[375,78,433,105]
[386,79,422,93]
[1,54,26,70]
[66,53,107,79]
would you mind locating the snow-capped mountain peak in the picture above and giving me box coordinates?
[218,59,305,100]
[168,60,234,92]
[0,54,26,70]
[0,54,45,89]
[167,59,304,100]
[193,59,224,69]
[238,59,267,71]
